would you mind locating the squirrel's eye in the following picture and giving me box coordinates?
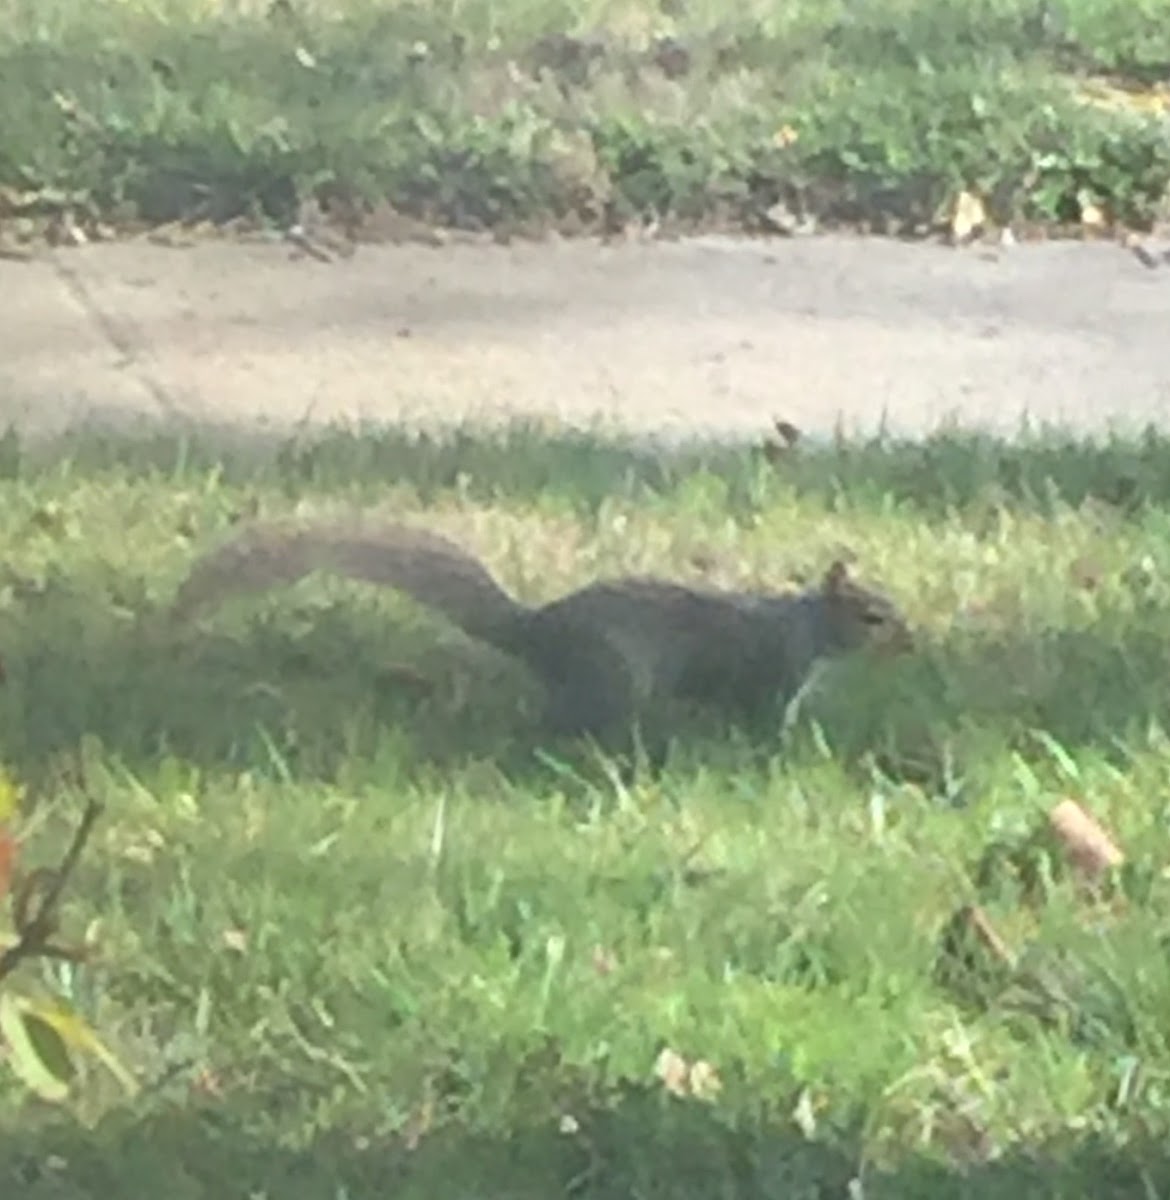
[862,611,887,625]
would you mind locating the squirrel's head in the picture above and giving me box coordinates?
[816,560,913,656]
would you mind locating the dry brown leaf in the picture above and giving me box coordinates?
[960,904,1015,967]
[590,944,617,976]
[221,928,248,953]
[1048,799,1124,879]
[654,1047,690,1097]
[773,418,802,447]
[950,190,987,244]
[1077,190,1107,230]
[688,1059,722,1100]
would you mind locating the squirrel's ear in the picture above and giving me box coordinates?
[822,560,850,592]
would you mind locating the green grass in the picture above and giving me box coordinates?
[2,0,1169,238]
[2,420,1170,1196]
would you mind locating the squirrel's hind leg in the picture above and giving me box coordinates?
[538,643,641,750]
[542,676,631,746]
[541,677,675,778]
[541,686,665,781]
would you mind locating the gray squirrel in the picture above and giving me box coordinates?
[170,517,914,753]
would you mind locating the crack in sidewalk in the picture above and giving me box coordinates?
[50,250,181,418]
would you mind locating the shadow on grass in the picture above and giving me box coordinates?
[13,415,1170,519]
[3,1087,1167,1200]
[0,589,559,783]
[0,581,1166,791]
[0,418,1167,784]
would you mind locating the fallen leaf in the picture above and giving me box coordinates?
[793,1087,818,1137]
[590,945,617,976]
[762,416,803,462]
[0,993,74,1102]
[30,997,138,1096]
[1049,799,1124,879]
[402,1096,435,1150]
[688,1059,722,1100]
[191,1066,224,1098]
[654,1047,690,1097]
[1125,237,1166,269]
[1077,190,1107,230]
[762,201,801,234]
[221,928,248,953]
[950,190,986,244]
[960,904,1016,967]
[773,418,802,446]
[1075,77,1170,118]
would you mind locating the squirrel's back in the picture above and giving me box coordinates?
[539,565,910,711]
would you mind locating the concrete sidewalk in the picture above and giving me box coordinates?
[5,232,1168,444]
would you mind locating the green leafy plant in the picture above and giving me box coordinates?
[3,0,1170,238]
[0,780,135,1105]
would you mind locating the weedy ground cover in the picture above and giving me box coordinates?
[2,0,1169,238]
[0,421,1168,1197]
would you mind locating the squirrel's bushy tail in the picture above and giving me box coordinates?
[170,518,528,646]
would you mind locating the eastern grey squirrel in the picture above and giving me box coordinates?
[170,517,913,752]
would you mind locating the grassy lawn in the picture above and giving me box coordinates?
[0,421,1169,1196]
[2,0,1169,238]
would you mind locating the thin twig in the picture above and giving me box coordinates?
[0,798,103,984]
